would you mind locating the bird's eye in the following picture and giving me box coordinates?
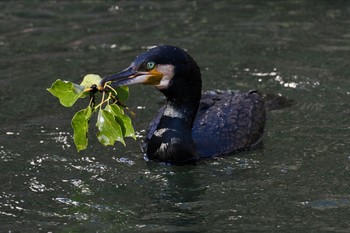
[145,61,156,71]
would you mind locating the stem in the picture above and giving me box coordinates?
[105,93,111,107]
[88,95,94,108]
[85,82,122,110]
[84,87,93,93]
[95,95,110,110]
[100,91,106,110]
[99,81,111,111]
[125,107,136,117]
[106,84,118,96]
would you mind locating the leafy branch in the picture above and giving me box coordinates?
[47,74,135,152]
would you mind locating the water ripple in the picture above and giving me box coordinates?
[0,192,25,218]
[301,198,350,210]
[0,146,21,162]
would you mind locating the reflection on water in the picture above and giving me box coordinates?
[1,0,350,232]
[302,198,350,210]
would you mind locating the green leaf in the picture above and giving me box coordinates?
[47,79,85,107]
[105,104,136,139]
[71,107,92,152]
[115,86,129,103]
[48,74,135,152]
[96,109,125,146]
[80,74,102,88]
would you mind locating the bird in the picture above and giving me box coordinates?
[99,45,266,164]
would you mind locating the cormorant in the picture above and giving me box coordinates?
[99,45,265,164]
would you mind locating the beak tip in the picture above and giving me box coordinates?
[100,67,136,88]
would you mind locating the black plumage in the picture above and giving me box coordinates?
[193,90,265,157]
[100,45,266,164]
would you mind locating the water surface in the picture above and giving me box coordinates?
[1,1,350,232]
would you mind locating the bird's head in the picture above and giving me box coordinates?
[99,45,201,99]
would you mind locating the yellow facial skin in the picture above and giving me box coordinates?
[142,68,164,85]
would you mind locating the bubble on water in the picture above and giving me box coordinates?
[0,148,21,162]
[29,177,53,193]
[40,130,72,150]
[0,192,25,218]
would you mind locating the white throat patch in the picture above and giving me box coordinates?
[163,106,186,119]
[155,64,175,89]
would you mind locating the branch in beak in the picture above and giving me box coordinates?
[99,66,164,90]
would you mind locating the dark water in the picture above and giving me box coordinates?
[1,1,350,232]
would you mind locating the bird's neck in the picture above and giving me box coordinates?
[146,91,201,163]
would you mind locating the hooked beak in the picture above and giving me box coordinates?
[99,66,164,89]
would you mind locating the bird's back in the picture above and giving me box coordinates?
[142,90,266,159]
[192,90,266,157]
